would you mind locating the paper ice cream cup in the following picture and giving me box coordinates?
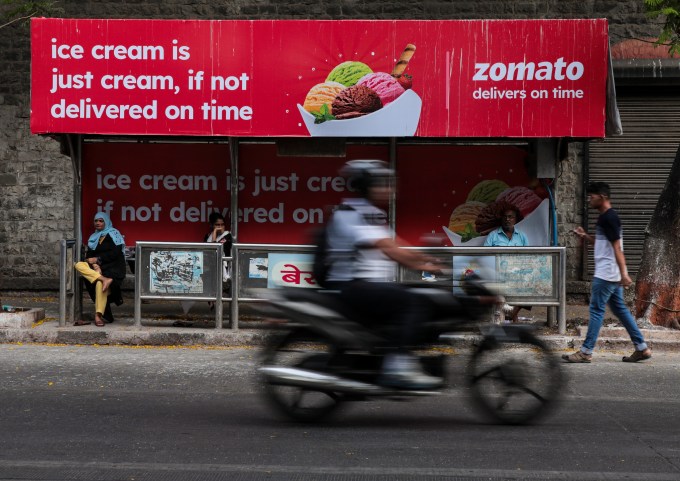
[297,89,422,137]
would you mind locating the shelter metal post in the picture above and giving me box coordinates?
[215,248,224,329]
[58,239,76,327]
[231,247,240,330]
[229,137,239,330]
[67,134,84,322]
[134,243,142,327]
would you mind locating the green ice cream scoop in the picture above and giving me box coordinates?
[326,61,373,87]
[467,179,509,204]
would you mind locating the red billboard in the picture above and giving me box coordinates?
[32,18,609,138]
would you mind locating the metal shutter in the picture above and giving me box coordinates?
[587,96,680,276]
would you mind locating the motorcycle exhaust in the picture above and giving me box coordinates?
[259,366,438,397]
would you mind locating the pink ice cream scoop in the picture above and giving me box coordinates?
[495,186,542,218]
[357,72,405,106]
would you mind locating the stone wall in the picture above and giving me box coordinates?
[556,142,588,292]
[0,1,659,290]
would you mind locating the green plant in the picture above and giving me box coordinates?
[644,0,680,55]
[1,1,61,29]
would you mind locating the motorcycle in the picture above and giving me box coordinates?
[258,275,563,425]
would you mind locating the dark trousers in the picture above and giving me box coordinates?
[337,280,432,351]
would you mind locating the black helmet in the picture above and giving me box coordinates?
[340,159,394,197]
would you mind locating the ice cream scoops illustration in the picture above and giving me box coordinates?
[331,85,382,119]
[297,44,422,136]
[475,200,522,235]
[448,201,486,240]
[467,180,509,204]
[326,61,373,86]
[357,72,405,106]
[446,179,548,242]
[302,82,346,115]
[495,186,542,218]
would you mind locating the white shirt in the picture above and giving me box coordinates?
[593,208,623,282]
[326,198,396,282]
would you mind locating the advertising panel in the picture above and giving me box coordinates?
[81,142,386,245]
[82,142,547,247]
[395,145,549,245]
[32,18,609,138]
[236,143,387,244]
[81,142,231,244]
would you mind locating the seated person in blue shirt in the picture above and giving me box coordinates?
[484,203,527,247]
[484,202,530,322]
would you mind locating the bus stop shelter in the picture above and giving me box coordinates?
[34,18,619,333]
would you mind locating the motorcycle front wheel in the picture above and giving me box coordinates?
[261,329,344,422]
[466,330,563,425]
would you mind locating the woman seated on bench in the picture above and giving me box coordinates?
[74,212,126,327]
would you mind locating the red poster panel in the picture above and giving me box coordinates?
[236,144,388,244]
[81,142,387,246]
[81,143,232,245]
[32,19,609,138]
[396,145,545,245]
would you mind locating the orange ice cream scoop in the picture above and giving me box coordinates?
[303,82,346,114]
[448,201,486,233]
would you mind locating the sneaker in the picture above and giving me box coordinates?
[379,354,443,390]
[622,348,652,363]
[561,351,592,363]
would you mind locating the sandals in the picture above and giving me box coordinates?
[94,315,105,327]
[622,348,652,363]
[561,351,592,363]
[73,320,91,326]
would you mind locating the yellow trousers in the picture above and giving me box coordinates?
[74,261,107,315]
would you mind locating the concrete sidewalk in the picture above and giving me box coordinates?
[1,293,678,352]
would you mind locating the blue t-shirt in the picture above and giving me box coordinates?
[484,227,528,247]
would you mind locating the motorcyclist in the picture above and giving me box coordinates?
[323,159,443,390]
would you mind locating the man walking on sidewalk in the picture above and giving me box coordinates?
[564,182,652,363]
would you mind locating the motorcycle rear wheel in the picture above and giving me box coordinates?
[261,329,344,422]
[467,331,562,425]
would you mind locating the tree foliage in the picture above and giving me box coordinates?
[0,0,60,29]
[645,0,680,54]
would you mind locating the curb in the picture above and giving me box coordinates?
[0,327,271,347]
[6,328,678,353]
[577,326,680,341]
[429,332,680,353]
[2,324,679,351]
[442,334,575,351]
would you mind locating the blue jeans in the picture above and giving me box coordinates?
[581,277,648,354]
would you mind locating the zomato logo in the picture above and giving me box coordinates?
[473,57,584,81]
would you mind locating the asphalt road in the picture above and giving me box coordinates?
[0,343,679,481]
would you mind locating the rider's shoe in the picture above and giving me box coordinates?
[378,353,443,390]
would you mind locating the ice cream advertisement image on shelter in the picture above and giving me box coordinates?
[298,44,422,136]
[443,180,551,247]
